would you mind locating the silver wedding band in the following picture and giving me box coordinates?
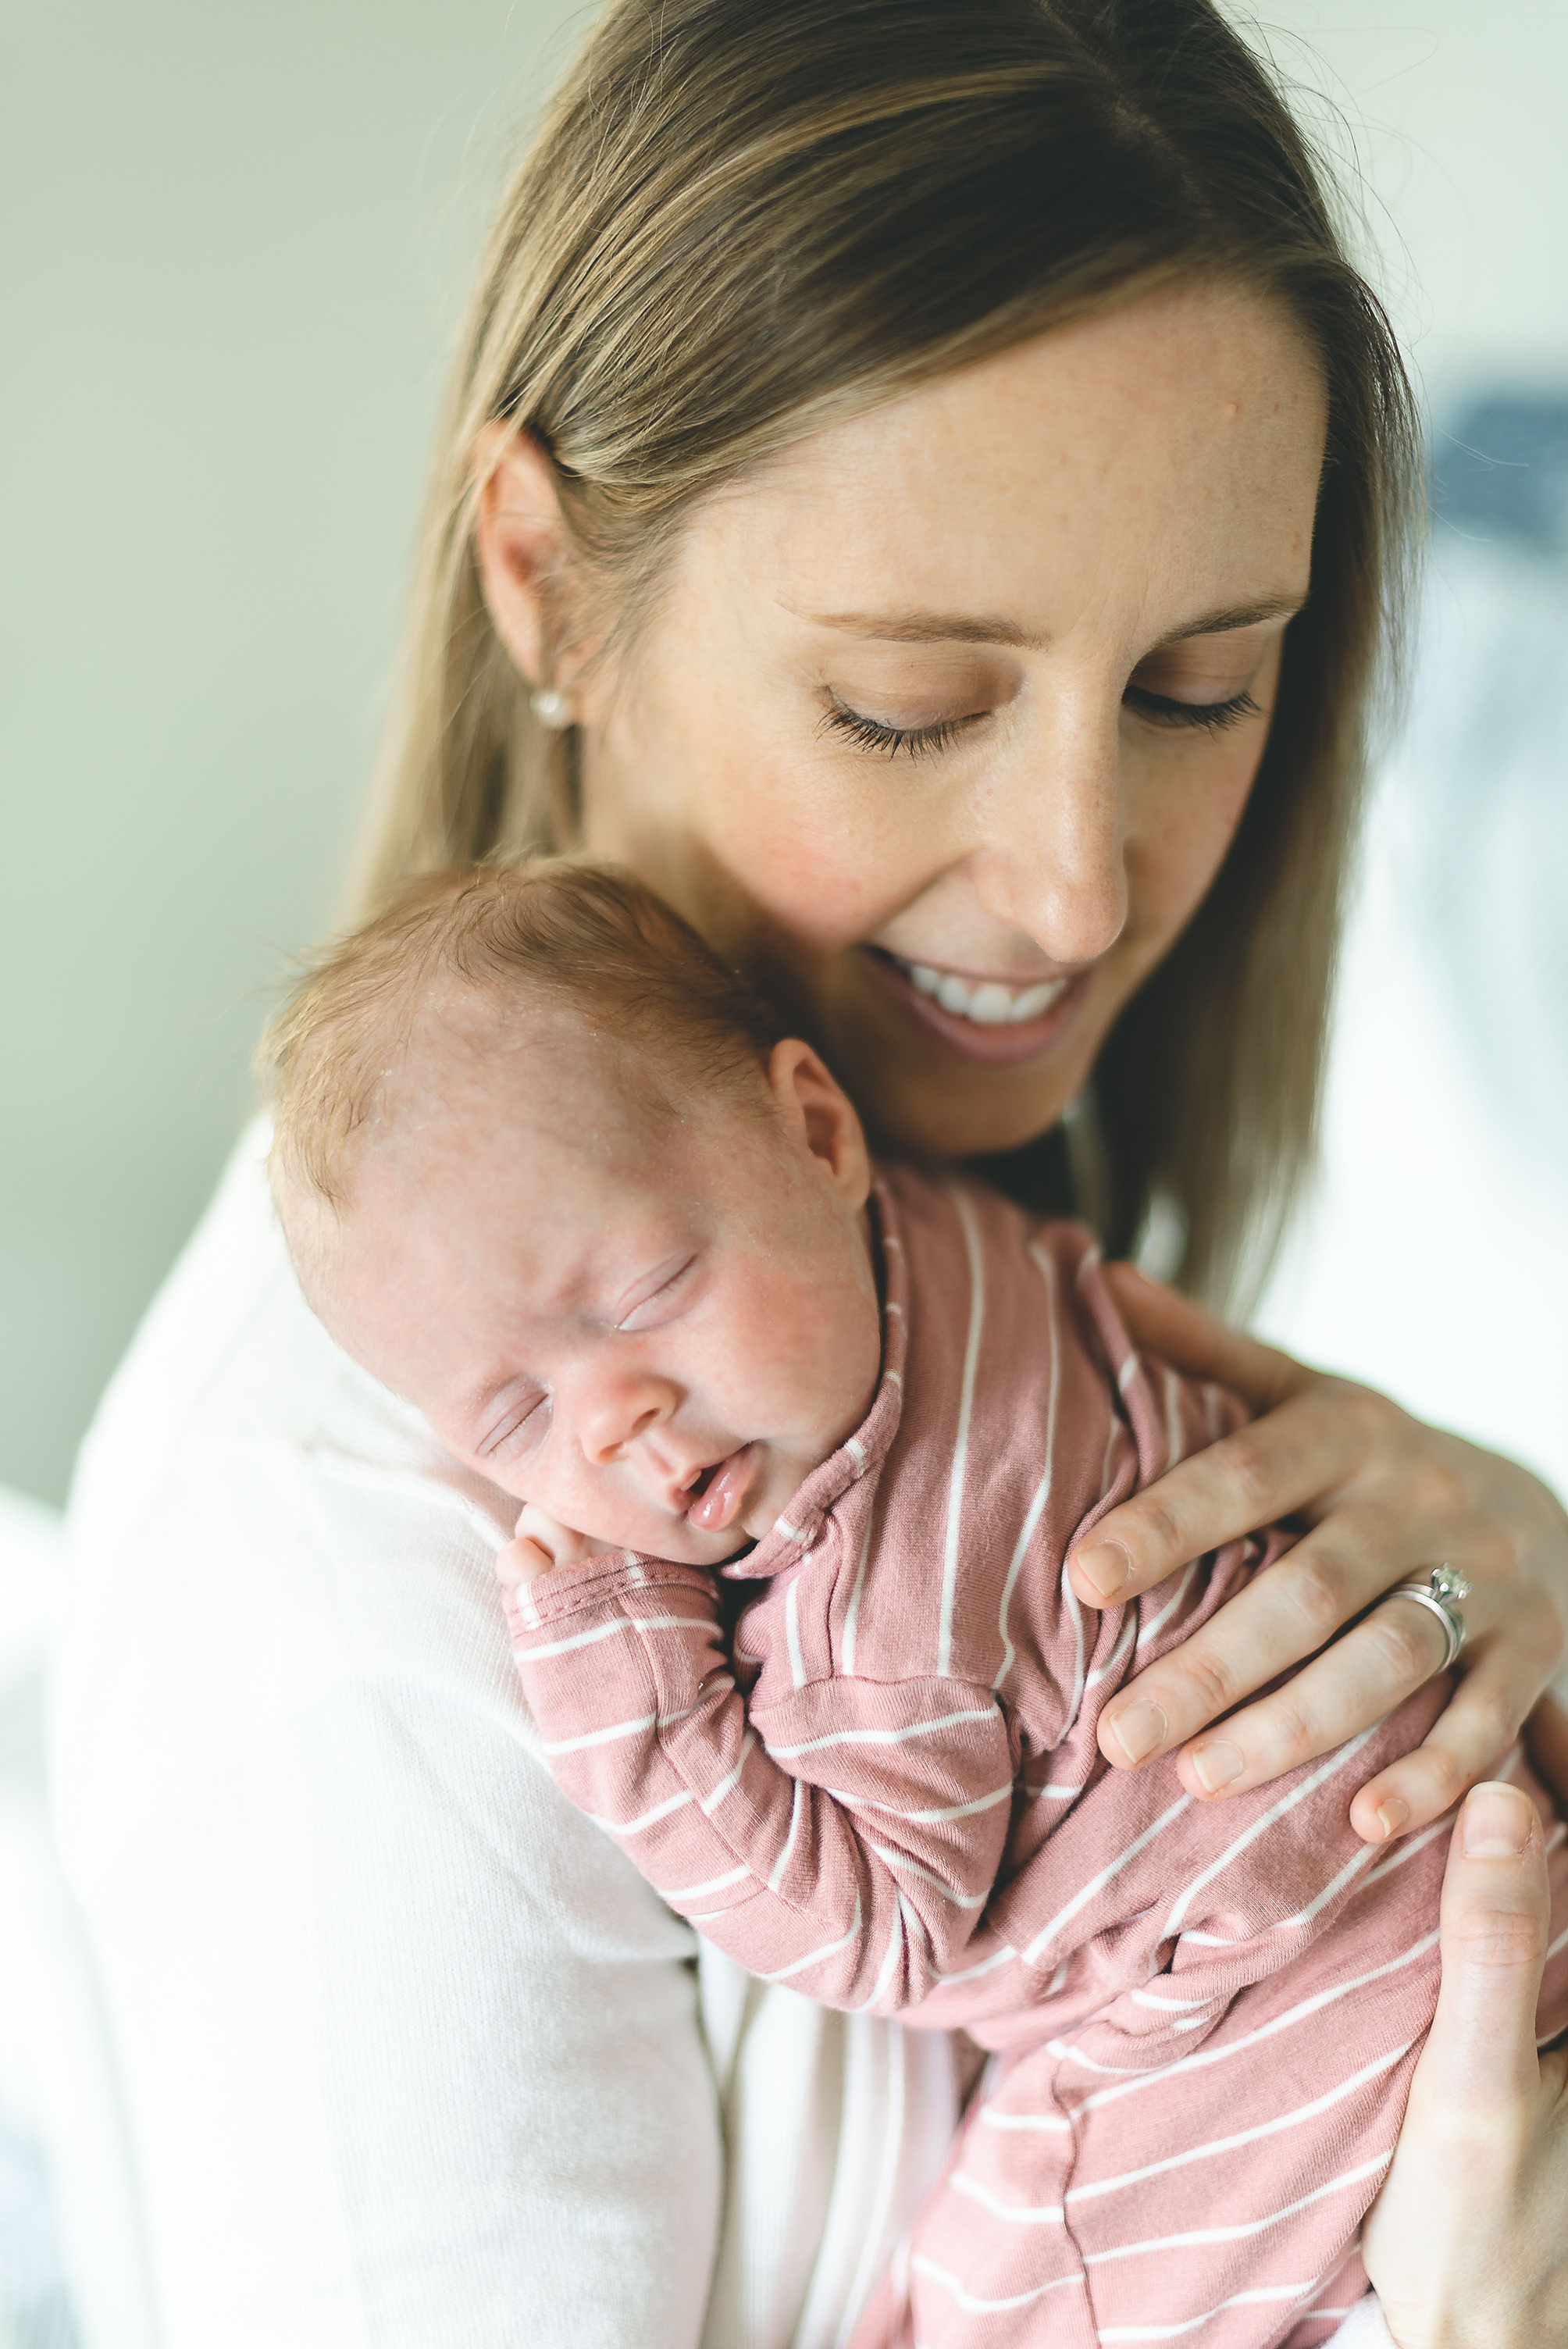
[1384,1564,1471,1673]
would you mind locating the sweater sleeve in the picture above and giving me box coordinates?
[507,1556,1017,2012]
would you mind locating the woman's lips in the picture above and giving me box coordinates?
[861,947,1089,1066]
[684,1442,759,1535]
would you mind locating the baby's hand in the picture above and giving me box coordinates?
[495,1535,558,1598]
[495,1503,621,1610]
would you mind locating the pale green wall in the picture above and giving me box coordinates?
[4,0,1566,1505]
[2,0,583,1502]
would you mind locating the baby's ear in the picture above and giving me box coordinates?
[766,1039,871,1210]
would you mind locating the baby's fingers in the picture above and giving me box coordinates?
[495,1535,556,1593]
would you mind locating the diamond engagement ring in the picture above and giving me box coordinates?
[1385,1565,1471,1673]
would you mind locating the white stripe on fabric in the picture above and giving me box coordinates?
[587,1786,695,1835]
[1162,1727,1377,1935]
[859,1895,909,2011]
[910,2255,1082,2316]
[844,1434,866,1470]
[519,1613,721,1661]
[950,2169,1065,2225]
[994,1241,1064,1691]
[1065,2044,1412,2205]
[1025,1778,1089,1801]
[1269,1841,1378,1932]
[1546,1916,1568,1965]
[1085,1612,1137,1691]
[700,1731,757,1815]
[846,1781,1014,1827]
[1082,2153,1392,2268]
[1068,1932,1440,2110]
[1117,1354,1141,1395]
[1023,1795,1192,1963]
[1135,1559,1199,1652]
[938,1187,987,1678]
[978,2103,1072,2135]
[769,1706,996,1760]
[1364,1818,1449,1884]
[1096,2283,1322,2341]
[663,1862,752,1902]
[768,1777,804,1893]
[1129,1988,1212,2013]
[866,1841,988,1909]
[1164,1366,1185,1473]
[759,1899,864,1984]
[541,1710,657,1754]
[786,1579,807,1690]
[935,1941,1021,1988]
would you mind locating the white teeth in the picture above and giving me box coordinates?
[895,958,1068,1027]
[968,982,1017,1026]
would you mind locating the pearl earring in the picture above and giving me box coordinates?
[529,686,575,729]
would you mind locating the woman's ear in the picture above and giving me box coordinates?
[472,423,576,690]
[766,1039,872,1213]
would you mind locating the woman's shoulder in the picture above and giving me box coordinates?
[55,1121,527,1855]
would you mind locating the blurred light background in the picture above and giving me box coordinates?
[1,6,1566,2340]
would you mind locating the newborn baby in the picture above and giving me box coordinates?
[264,857,1568,2349]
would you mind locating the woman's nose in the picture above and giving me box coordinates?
[967,703,1128,964]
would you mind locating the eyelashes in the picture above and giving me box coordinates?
[820,703,970,760]
[821,684,1263,760]
[1121,684,1263,736]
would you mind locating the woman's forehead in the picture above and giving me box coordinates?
[699,283,1324,637]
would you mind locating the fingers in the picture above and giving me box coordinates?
[1101,1264,1309,1412]
[495,1535,555,1592]
[1068,1379,1379,1609]
[1421,1782,1549,2116]
[1096,1510,1444,1777]
[1350,1641,1538,1841]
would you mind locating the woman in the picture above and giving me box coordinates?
[52,2,1568,2343]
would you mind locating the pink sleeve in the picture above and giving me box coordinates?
[505,1555,1016,2011]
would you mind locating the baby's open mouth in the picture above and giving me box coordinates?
[680,1443,758,1535]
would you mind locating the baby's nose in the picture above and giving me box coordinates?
[576,1374,678,1467]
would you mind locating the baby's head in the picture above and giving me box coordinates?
[261,861,882,1565]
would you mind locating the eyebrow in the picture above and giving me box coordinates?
[799,597,1306,649]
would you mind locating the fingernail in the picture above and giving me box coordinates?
[1463,1782,1534,1859]
[1074,1542,1131,1602]
[1109,1701,1167,1766]
[1374,1797,1409,1842]
[1191,1740,1244,1794]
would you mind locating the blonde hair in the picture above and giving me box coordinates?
[350,0,1420,1305]
[260,860,786,1207]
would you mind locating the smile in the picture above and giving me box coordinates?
[889,957,1068,1026]
[862,947,1088,1068]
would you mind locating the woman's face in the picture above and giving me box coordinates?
[486,281,1328,1157]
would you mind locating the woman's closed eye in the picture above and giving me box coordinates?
[819,697,985,761]
[1122,683,1263,735]
[820,678,1264,760]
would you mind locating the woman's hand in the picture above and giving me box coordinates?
[1360,1762,1568,2347]
[1071,1267,1568,1842]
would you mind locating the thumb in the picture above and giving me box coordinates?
[1418,1779,1549,2117]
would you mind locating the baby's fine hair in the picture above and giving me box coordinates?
[258,858,787,1206]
